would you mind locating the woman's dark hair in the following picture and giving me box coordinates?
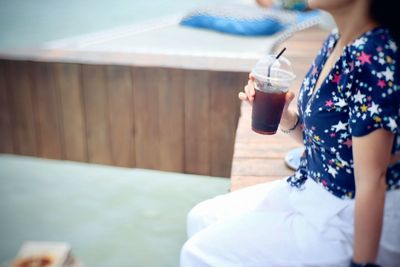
[370,0,400,45]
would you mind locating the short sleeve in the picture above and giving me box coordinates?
[346,35,400,137]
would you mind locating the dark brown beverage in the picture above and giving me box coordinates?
[252,88,287,135]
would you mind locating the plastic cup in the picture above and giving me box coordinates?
[251,55,296,135]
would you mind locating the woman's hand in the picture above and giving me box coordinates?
[238,75,256,104]
[238,74,303,143]
[238,74,296,123]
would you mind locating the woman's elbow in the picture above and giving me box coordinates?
[355,172,387,193]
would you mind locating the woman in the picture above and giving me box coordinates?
[180,0,400,266]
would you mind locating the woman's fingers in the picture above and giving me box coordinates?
[238,87,254,103]
[238,92,248,101]
[241,73,296,110]
[246,79,256,95]
[244,84,255,102]
[283,91,295,111]
[239,74,258,104]
[239,77,256,104]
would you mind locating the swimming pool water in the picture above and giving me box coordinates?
[0,0,229,49]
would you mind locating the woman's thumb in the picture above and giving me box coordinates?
[284,91,295,110]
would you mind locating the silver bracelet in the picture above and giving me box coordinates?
[280,114,300,134]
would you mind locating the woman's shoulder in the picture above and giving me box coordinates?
[346,27,398,63]
[343,28,400,138]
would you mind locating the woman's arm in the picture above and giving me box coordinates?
[279,109,303,144]
[238,76,304,144]
[352,129,394,263]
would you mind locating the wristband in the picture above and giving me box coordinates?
[280,114,300,134]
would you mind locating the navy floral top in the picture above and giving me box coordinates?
[287,27,400,199]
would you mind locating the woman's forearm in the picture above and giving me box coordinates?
[280,110,304,144]
[353,176,386,263]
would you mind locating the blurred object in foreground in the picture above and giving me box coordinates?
[9,242,84,267]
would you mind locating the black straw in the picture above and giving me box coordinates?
[267,47,287,84]
[275,47,286,59]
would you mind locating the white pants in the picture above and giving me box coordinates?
[180,178,400,267]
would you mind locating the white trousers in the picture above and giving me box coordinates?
[180,178,400,267]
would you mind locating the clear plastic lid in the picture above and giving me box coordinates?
[251,55,296,91]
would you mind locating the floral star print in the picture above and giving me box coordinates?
[357,51,372,65]
[287,27,400,199]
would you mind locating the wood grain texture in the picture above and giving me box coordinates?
[0,60,14,153]
[184,70,210,175]
[1,60,246,177]
[5,61,37,156]
[231,158,294,177]
[158,68,185,172]
[53,63,87,162]
[210,71,242,177]
[132,67,160,169]
[81,64,112,164]
[234,73,249,129]
[31,62,63,159]
[106,65,135,167]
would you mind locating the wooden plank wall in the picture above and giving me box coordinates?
[0,59,247,177]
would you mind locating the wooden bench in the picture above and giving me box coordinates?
[230,26,329,191]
